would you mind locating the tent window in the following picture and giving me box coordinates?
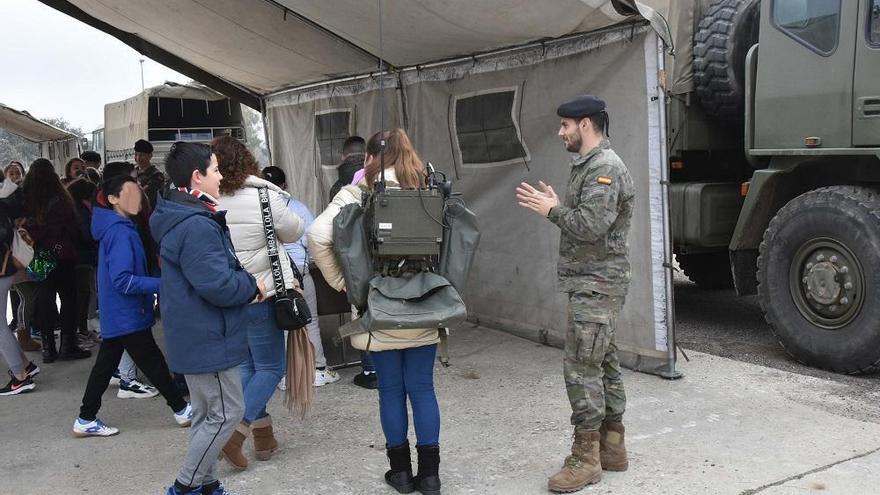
[454,90,526,165]
[870,0,880,46]
[315,111,351,165]
[772,0,841,55]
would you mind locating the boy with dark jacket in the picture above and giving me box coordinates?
[150,142,264,495]
[73,175,192,438]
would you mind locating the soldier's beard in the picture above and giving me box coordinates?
[564,132,582,153]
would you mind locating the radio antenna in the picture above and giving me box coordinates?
[377,0,386,192]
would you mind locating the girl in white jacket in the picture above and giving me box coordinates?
[309,129,443,495]
[211,136,304,470]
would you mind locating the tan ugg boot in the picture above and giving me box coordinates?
[547,430,602,493]
[599,421,629,471]
[17,328,40,352]
[220,422,250,470]
[251,415,278,461]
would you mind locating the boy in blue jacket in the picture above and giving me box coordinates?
[73,175,193,438]
[150,142,264,495]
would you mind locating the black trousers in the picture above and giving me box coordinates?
[79,329,186,421]
[35,260,78,352]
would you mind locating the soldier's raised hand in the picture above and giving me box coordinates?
[517,181,560,217]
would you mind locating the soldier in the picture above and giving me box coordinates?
[516,95,634,493]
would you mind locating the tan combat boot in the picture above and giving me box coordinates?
[599,421,628,471]
[548,430,602,493]
[17,328,40,352]
[251,415,279,461]
[220,422,250,470]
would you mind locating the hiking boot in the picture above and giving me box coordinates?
[384,441,415,494]
[252,415,278,461]
[16,328,40,351]
[220,422,250,470]
[599,421,628,471]
[0,372,35,396]
[547,430,602,493]
[414,444,441,495]
[353,371,378,389]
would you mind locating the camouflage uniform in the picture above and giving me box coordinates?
[547,139,634,432]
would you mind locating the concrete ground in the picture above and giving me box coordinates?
[3,322,880,495]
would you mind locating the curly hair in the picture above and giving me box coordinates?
[212,136,260,195]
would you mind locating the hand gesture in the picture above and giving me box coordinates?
[516,181,560,217]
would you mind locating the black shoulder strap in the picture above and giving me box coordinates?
[258,186,288,298]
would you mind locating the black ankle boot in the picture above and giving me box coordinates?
[41,348,57,364]
[415,444,441,495]
[384,441,414,494]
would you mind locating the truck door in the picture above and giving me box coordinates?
[853,0,880,146]
[754,0,858,150]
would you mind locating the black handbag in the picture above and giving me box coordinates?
[257,186,312,330]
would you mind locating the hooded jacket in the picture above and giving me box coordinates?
[150,189,258,374]
[91,206,159,339]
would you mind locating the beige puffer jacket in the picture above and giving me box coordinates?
[308,169,440,352]
[217,175,305,298]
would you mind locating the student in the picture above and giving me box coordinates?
[72,175,192,437]
[150,142,264,495]
[310,129,443,494]
[261,165,340,388]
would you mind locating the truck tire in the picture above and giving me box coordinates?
[677,252,734,289]
[693,0,761,119]
[757,186,880,374]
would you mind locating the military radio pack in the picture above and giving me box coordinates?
[333,151,481,355]
[363,163,449,264]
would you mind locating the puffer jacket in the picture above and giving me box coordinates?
[216,175,305,297]
[308,168,440,352]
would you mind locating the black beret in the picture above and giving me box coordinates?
[557,95,606,119]
[134,139,154,153]
[80,150,101,163]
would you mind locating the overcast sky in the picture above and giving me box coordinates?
[0,0,190,133]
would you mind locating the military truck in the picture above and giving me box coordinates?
[103,82,245,168]
[670,0,880,373]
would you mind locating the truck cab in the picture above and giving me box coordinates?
[671,0,880,373]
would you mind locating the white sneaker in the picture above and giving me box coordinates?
[277,376,287,391]
[117,379,159,399]
[314,369,341,387]
[174,402,193,427]
[73,418,119,438]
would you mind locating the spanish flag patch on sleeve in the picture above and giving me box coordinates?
[597,176,613,185]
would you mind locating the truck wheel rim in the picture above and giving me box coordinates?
[789,238,865,330]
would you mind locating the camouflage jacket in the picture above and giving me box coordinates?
[547,139,634,296]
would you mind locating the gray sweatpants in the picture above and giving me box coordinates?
[0,275,26,374]
[177,367,244,488]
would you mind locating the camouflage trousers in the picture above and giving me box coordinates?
[564,290,626,432]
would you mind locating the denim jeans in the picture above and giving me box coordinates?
[239,301,286,424]
[371,344,440,448]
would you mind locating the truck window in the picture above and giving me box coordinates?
[773,0,841,55]
[315,110,351,166]
[453,88,528,167]
[870,0,880,46]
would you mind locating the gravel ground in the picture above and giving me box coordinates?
[673,272,880,424]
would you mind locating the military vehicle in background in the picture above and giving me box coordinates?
[671,0,880,373]
[102,82,245,168]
